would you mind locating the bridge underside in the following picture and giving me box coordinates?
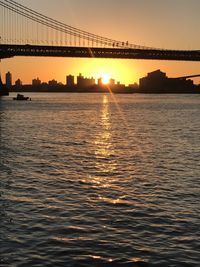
[0,44,200,61]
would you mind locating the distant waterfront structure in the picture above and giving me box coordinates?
[82,77,95,87]
[15,78,22,87]
[110,78,115,86]
[98,78,103,87]
[139,70,167,91]
[139,69,195,93]
[77,73,84,87]
[129,83,139,90]
[48,79,58,86]
[66,75,75,87]
[32,77,41,86]
[77,73,95,88]
[6,71,12,89]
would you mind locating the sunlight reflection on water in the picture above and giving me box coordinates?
[94,95,117,177]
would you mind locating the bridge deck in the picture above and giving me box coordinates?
[0,44,200,61]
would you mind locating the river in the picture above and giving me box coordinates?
[0,93,200,267]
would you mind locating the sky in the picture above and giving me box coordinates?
[1,0,200,85]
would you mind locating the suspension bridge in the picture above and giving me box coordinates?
[0,0,200,61]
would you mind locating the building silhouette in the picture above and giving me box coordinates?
[98,78,103,87]
[77,73,95,88]
[110,78,115,86]
[15,78,22,88]
[66,75,75,87]
[77,73,84,87]
[32,77,41,86]
[139,69,196,93]
[6,71,12,89]
[48,79,58,86]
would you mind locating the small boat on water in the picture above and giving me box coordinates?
[13,94,31,101]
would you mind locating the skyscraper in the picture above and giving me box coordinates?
[6,71,12,89]
[66,75,75,87]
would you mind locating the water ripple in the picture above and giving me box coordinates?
[1,94,200,267]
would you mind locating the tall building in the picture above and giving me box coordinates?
[77,73,84,87]
[66,75,75,87]
[6,71,12,89]
[98,78,103,87]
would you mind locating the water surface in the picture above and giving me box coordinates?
[0,93,200,267]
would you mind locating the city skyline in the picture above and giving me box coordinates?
[4,69,200,95]
[1,0,200,85]
[4,70,200,89]
[4,71,127,87]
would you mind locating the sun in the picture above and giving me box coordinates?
[102,74,110,85]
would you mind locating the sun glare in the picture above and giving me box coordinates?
[102,74,110,85]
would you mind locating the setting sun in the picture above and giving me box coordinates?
[102,74,110,85]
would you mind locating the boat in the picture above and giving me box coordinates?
[13,93,31,101]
